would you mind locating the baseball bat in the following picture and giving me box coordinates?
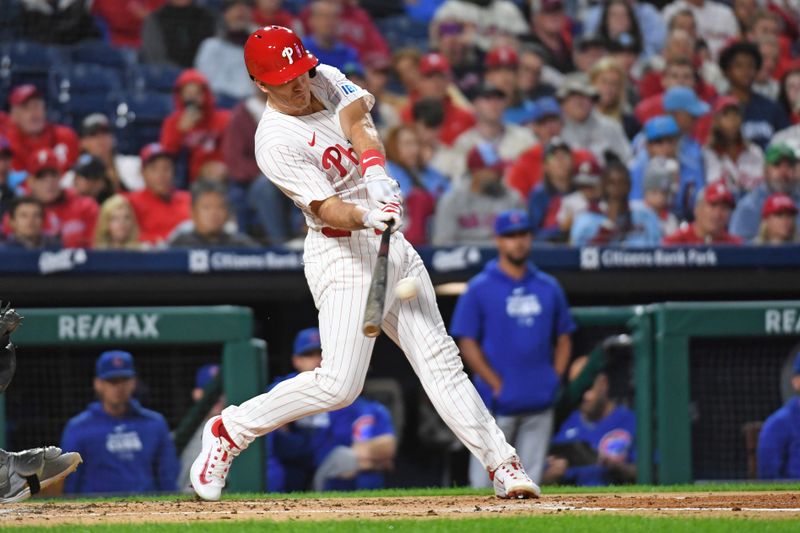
[362,223,393,337]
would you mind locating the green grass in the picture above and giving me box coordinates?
[43,482,800,504]
[3,516,799,533]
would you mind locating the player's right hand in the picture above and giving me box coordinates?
[362,200,403,233]
[363,166,402,204]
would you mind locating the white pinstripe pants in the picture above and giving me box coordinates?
[221,230,517,471]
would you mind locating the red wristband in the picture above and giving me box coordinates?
[360,149,385,174]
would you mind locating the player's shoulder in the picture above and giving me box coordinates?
[530,268,564,292]
[763,400,796,431]
[64,408,95,429]
[132,403,170,426]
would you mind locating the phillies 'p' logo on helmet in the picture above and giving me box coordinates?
[244,26,319,85]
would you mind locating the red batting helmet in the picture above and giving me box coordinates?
[244,26,319,85]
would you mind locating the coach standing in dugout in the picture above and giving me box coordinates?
[450,209,575,487]
[61,351,178,494]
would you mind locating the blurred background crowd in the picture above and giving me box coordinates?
[0,0,799,251]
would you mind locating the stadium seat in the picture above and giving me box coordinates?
[0,0,23,42]
[128,64,182,95]
[113,92,174,155]
[68,40,131,72]
[50,64,124,100]
[375,16,430,51]
[0,41,64,72]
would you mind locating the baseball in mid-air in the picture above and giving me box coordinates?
[395,277,419,301]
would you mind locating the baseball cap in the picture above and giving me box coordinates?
[644,115,680,142]
[95,350,136,380]
[544,136,571,157]
[9,84,42,107]
[761,193,798,218]
[72,153,106,179]
[81,113,112,137]
[140,143,173,166]
[663,87,710,117]
[713,96,740,115]
[556,72,598,101]
[530,97,561,122]
[494,209,531,236]
[467,142,504,171]
[419,52,451,76]
[699,182,735,208]
[0,135,12,157]
[28,149,60,176]
[195,363,220,389]
[472,82,506,100]
[765,143,797,165]
[574,158,601,187]
[485,46,519,70]
[293,327,322,355]
[643,157,679,192]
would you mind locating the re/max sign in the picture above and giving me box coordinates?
[765,309,800,334]
[58,314,160,340]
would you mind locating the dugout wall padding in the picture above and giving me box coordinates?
[3,306,266,493]
[629,301,800,484]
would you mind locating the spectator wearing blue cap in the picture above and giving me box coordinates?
[267,327,396,492]
[571,159,662,246]
[756,352,800,480]
[451,209,575,487]
[629,114,704,223]
[659,87,707,189]
[60,351,178,494]
[718,40,789,151]
[432,142,524,246]
[177,363,223,492]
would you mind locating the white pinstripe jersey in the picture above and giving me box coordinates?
[254,64,377,231]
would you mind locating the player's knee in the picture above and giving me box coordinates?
[314,372,363,409]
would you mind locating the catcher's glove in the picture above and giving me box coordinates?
[0,302,23,394]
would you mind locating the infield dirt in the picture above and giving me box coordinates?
[0,491,798,526]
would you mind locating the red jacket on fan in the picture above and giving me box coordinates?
[6,122,79,174]
[159,69,230,181]
[126,188,191,244]
[43,189,99,248]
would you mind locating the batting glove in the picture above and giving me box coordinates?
[363,166,402,204]
[362,199,403,233]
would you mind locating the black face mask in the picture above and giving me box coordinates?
[226,29,251,46]
[481,180,505,197]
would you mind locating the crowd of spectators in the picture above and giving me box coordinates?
[1,0,799,250]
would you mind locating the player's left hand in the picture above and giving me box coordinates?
[363,199,403,233]
[363,166,402,204]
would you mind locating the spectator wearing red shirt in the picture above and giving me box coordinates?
[400,53,475,146]
[300,0,390,67]
[126,144,191,245]
[159,69,231,182]
[663,182,742,245]
[92,0,166,48]
[5,85,79,174]
[19,149,98,248]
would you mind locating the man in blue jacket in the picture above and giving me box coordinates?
[61,351,179,494]
[451,209,575,487]
[757,352,800,480]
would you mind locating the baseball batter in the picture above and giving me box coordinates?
[190,26,539,501]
